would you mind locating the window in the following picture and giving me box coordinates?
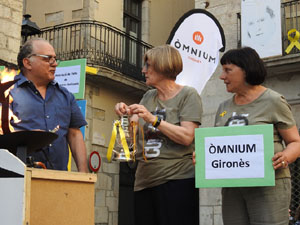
[123,0,142,38]
[123,0,142,66]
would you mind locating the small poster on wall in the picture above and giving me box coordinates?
[55,59,86,99]
[241,0,282,58]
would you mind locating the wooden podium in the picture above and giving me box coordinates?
[24,168,97,225]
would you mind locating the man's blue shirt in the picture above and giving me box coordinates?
[10,73,87,170]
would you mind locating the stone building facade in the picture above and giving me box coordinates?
[0,0,23,66]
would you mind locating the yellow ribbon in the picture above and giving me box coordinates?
[141,125,147,162]
[132,121,147,162]
[219,111,227,117]
[107,120,131,162]
[131,121,137,162]
[285,29,300,54]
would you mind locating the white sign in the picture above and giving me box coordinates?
[0,150,25,225]
[205,134,264,179]
[241,0,282,58]
[167,9,225,94]
[55,65,81,93]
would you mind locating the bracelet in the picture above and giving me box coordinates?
[152,116,158,127]
[152,116,161,128]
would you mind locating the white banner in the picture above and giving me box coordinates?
[167,9,225,94]
[241,0,282,58]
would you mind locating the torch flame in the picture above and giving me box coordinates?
[1,68,17,98]
[0,68,20,134]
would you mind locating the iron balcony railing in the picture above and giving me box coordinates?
[282,0,300,55]
[30,20,152,81]
[237,0,300,56]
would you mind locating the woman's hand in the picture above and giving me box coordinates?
[273,125,300,170]
[129,104,199,146]
[272,151,289,170]
[192,151,196,166]
[129,104,157,124]
[115,102,130,116]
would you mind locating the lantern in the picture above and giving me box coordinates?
[107,115,137,162]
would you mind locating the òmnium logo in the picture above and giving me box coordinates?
[167,9,225,94]
[193,31,204,45]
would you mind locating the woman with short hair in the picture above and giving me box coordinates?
[216,47,300,225]
[115,44,202,225]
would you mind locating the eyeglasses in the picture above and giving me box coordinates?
[144,61,150,71]
[28,54,60,65]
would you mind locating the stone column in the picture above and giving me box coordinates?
[141,0,150,43]
[0,0,23,65]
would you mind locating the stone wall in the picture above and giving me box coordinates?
[0,0,23,65]
[83,76,143,225]
[85,82,120,225]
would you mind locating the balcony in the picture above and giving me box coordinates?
[28,20,152,81]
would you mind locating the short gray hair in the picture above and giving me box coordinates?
[17,38,49,72]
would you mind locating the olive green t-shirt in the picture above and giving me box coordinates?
[215,88,296,179]
[134,86,203,191]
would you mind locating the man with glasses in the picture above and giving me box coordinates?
[10,38,88,172]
